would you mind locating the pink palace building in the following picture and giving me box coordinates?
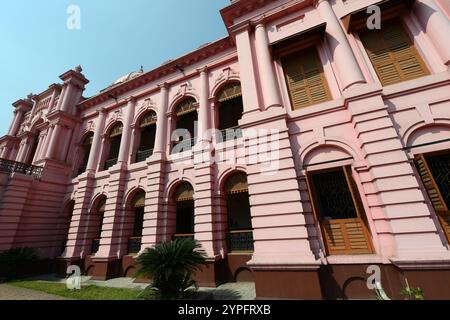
[1,0,450,300]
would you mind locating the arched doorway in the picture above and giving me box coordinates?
[127,190,145,254]
[224,172,254,252]
[172,98,198,153]
[104,122,123,170]
[135,111,157,163]
[90,196,106,255]
[173,182,195,240]
[77,133,93,175]
[216,83,243,142]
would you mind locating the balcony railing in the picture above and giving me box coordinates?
[219,126,243,142]
[91,239,100,254]
[135,148,153,163]
[104,158,118,170]
[127,237,142,254]
[0,158,43,179]
[173,233,195,241]
[227,230,254,253]
[172,137,197,153]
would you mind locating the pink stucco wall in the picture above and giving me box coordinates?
[0,0,449,285]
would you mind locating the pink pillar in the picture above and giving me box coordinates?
[86,108,107,172]
[33,132,46,163]
[46,124,62,159]
[197,67,210,142]
[8,109,24,136]
[316,0,366,90]
[17,137,30,163]
[235,27,261,115]
[118,97,136,164]
[60,83,74,113]
[254,21,282,109]
[37,130,49,160]
[414,0,450,66]
[41,126,53,160]
[154,83,169,154]
[56,85,67,111]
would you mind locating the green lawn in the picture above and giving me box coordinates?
[8,280,156,300]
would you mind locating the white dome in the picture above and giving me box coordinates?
[112,70,143,85]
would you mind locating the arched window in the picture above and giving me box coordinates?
[104,123,123,170]
[217,83,243,142]
[136,111,157,163]
[173,182,195,239]
[224,172,254,252]
[91,196,106,255]
[173,98,198,153]
[77,133,93,175]
[127,190,146,254]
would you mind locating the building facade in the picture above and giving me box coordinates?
[1,0,450,299]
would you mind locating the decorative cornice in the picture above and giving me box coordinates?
[223,0,315,34]
[220,0,278,28]
[78,37,234,110]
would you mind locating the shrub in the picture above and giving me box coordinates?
[135,238,207,300]
[0,247,39,281]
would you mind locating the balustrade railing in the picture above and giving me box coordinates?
[0,158,43,179]
[135,149,153,163]
[104,158,118,170]
[227,230,254,252]
[127,237,142,254]
[172,137,197,153]
[219,126,243,142]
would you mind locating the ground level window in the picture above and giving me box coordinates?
[415,152,450,243]
[306,166,374,255]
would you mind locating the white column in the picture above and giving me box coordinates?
[86,109,107,172]
[197,67,210,142]
[316,0,366,90]
[235,26,261,115]
[254,21,282,109]
[414,0,450,66]
[154,83,169,154]
[118,97,136,164]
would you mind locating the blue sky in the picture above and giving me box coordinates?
[0,0,230,136]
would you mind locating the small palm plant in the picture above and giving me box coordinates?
[135,238,207,300]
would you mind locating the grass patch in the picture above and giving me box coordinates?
[8,280,155,300]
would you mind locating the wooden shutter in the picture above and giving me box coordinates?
[359,19,429,86]
[175,98,196,116]
[131,191,146,208]
[109,123,123,138]
[97,197,106,213]
[225,172,248,195]
[218,83,242,103]
[174,183,194,202]
[281,47,331,110]
[140,111,157,128]
[415,154,450,243]
[306,168,374,255]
